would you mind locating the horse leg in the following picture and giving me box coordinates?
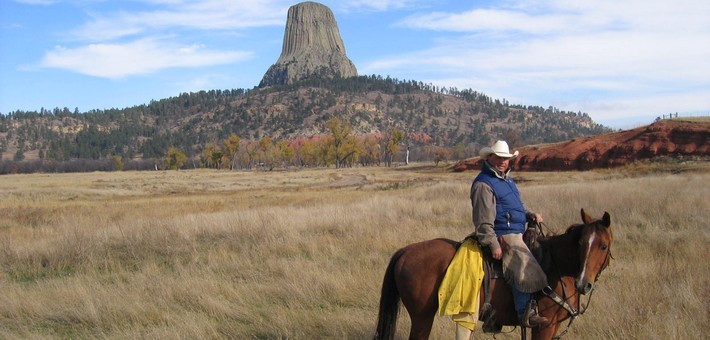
[399,284,437,340]
[385,239,458,340]
[396,239,457,340]
[408,313,435,340]
[531,323,558,340]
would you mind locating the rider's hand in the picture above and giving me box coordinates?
[492,248,503,260]
[532,213,544,223]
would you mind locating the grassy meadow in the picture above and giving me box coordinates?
[1,161,708,339]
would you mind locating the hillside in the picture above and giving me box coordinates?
[0,76,610,168]
[453,118,710,172]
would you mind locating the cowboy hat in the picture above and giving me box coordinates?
[479,140,519,159]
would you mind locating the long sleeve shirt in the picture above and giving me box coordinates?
[470,180,501,252]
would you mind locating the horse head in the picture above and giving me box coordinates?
[575,209,613,295]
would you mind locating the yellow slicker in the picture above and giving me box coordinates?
[437,238,485,331]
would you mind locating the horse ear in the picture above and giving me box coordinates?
[581,208,593,225]
[602,212,611,228]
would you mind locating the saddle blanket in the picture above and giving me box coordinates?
[437,238,485,331]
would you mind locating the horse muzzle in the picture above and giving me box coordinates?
[576,279,593,295]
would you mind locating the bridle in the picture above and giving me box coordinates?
[535,222,613,339]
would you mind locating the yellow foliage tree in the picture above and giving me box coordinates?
[201,142,223,169]
[257,137,278,170]
[384,128,404,167]
[223,134,241,170]
[112,155,124,171]
[277,141,295,167]
[163,147,187,170]
[360,136,381,166]
[325,117,360,168]
[298,140,320,167]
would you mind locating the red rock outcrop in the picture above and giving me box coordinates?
[453,119,710,172]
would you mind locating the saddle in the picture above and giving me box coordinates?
[478,246,503,332]
[472,224,548,333]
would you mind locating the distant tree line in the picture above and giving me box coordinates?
[0,117,444,174]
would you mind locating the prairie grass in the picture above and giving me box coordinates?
[0,162,708,339]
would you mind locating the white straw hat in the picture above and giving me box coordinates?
[479,140,519,159]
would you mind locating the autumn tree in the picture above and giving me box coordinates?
[257,136,278,170]
[383,127,404,167]
[277,141,295,167]
[298,139,320,167]
[201,142,223,169]
[223,134,241,170]
[325,117,359,168]
[340,138,362,167]
[112,155,124,171]
[163,147,187,170]
[237,140,259,169]
[359,135,381,166]
[433,146,453,166]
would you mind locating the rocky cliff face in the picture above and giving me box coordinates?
[259,1,357,87]
[453,119,710,172]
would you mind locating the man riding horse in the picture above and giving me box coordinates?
[469,140,549,328]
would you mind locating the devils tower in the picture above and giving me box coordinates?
[259,2,357,87]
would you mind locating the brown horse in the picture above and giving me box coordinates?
[374,209,613,340]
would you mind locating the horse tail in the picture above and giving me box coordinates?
[374,248,404,340]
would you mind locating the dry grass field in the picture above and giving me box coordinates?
[1,161,708,339]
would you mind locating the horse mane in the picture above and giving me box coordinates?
[539,223,584,247]
[536,223,587,276]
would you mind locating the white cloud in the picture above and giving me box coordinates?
[366,0,710,124]
[580,89,710,127]
[36,0,282,78]
[39,38,252,79]
[399,9,575,34]
[71,0,289,41]
[339,0,422,11]
[68,0,426,43]
[49,0,430,79]
[179,75,223,90]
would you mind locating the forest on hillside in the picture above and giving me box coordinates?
[0,76,610,174]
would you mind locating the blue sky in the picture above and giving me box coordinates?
[1,0,708,129]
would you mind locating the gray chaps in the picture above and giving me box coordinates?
[499,233,547,293]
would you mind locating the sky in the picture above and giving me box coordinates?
[1,0,709,129]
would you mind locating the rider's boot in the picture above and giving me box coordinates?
[521,298,550,328]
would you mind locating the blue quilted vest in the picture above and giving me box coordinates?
[474,163,527,236]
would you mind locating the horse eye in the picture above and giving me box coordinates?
[600,244,608,251]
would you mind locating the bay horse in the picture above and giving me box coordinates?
[374,209,613,340]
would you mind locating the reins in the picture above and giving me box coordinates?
[533,221,549,239]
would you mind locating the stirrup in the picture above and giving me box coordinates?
[520,299,538,327]
[521,299,551,328]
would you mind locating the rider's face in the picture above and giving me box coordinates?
[488,154,511,173]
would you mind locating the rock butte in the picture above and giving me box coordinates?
[260,1,357,87]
